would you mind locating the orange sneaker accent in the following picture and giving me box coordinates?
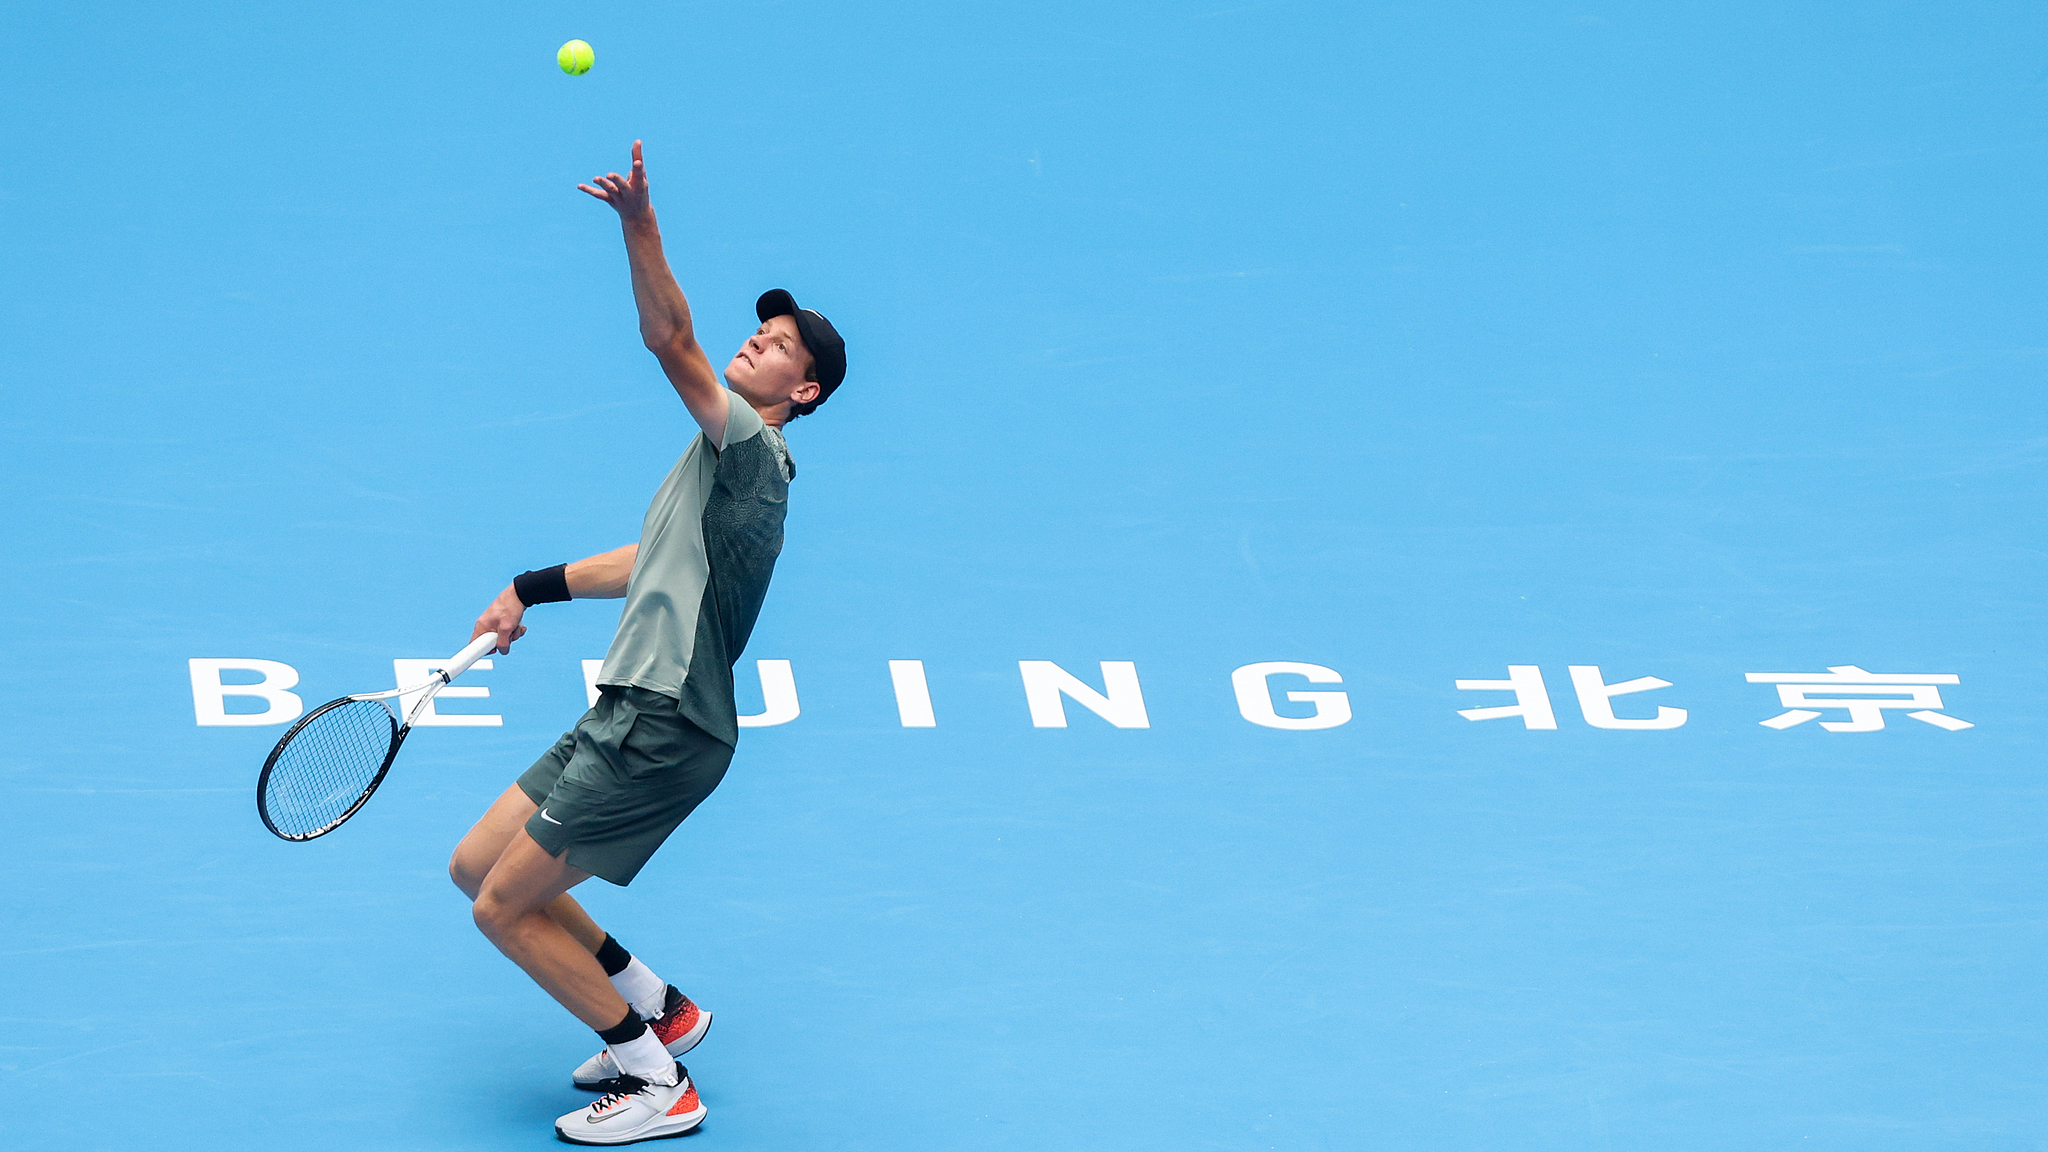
[653,997,700,1045]
[666,1085,701,1117]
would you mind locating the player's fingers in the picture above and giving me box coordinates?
[576,183,609,200]
[631,139,642,165]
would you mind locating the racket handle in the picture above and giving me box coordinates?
[443,632,500,682]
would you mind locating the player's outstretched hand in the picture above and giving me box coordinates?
[579,139,652,222]
[474,586,529,655]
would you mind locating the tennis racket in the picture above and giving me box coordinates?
[256,632,500,841]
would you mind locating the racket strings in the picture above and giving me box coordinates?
[262,699,398,838]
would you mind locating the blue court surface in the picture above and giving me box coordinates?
[5,2,2046,1149]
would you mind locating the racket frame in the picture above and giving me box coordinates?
[256,632,500,841]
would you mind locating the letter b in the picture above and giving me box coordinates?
[189,659,304,727]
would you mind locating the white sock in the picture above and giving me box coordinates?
[607,1025,679,1087]
[611,957,669,1020]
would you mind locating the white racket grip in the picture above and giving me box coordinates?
[442,632,500,683]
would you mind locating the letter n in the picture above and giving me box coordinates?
[1017,661,1150,729]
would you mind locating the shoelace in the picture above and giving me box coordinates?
[590,1076,649,1114]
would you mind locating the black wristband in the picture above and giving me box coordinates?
[513,564,571,607]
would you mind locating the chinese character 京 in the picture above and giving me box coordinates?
[1744,666,1972,732]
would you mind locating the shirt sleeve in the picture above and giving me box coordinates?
[717,393,766,451]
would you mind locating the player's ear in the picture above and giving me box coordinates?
[792,380,821,407]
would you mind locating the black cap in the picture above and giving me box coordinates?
[755,289,846,409]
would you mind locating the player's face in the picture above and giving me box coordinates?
[724,315,817,408]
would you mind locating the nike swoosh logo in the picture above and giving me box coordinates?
[540,809,563,825]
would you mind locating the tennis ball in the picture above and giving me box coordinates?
[558,39,594,75]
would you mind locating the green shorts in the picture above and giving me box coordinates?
[517,685,734,886]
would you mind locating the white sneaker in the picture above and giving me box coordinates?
[573,986,713,1092]
[554,1063,705,1146]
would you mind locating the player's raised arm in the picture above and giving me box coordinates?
[579,141,730,442]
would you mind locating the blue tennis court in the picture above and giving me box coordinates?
[5,2,2045,1148]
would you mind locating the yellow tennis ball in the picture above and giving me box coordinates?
[557,40,594,76]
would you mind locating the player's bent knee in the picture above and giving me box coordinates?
[471,891,512,938]
[449,834,498,898]
[470,868,546,940]
[449,851,481,898]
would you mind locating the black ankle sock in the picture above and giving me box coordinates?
[594,933,632,978]
[596,1007,646,1045]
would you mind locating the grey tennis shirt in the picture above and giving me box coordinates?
[597,394,793,747]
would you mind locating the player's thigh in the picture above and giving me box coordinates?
[450,784,540,897]
[475,827,592,928]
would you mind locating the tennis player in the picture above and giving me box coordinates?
[446,140,845,1145]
